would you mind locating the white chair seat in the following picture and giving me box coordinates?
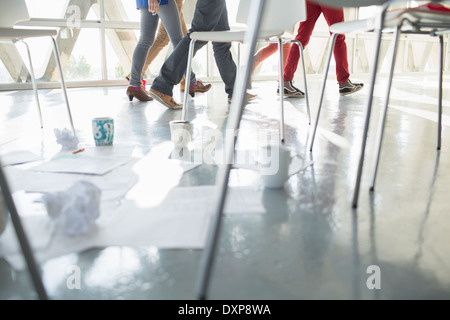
[330,7,450,35]
[329,18,374,34]
[190,30,285,43]
[190,30,247,43]
[0,27,56,40]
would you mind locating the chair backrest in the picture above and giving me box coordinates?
[236,0,307,34]
[0,0,30,28]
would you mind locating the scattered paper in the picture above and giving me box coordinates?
[44,181,101,236]
[0,185,265,271]
[0,215,55,258]
[54,128,79,150]
[30,153,131,175]
[0,150,43,166]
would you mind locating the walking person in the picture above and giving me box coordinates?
[280,0,363,98]
[126,0,211,97]
[126,0,210,102]
[149,0,255,109]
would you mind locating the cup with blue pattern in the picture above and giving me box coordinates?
[92,117,114,146]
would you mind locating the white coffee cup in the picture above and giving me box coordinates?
[259,143,292,189]
[169,120,197,148]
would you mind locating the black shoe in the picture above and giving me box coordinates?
[277,80,304,98]
[339,79,363,96]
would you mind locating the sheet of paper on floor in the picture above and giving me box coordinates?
[29,153,132,175]
[0,185,265,271]
[0,150,43,166]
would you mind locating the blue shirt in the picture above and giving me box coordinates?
[136,0,168,9]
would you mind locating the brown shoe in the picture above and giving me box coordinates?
[149,88,182,110]
[126,86,153,102]
[181,79,212,97]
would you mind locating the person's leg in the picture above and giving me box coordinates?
[283,2,321,82]
[210,2,236,97]
[157,1,184,53]
[321,6,349,84]
[142,0,186,74]
[151,0,226,97]
[321,5,363,95]
[142,24,170,74]
[157,0,197,86]
[253,42,291,71]
[130,8,159,87]
[177,0,188,36]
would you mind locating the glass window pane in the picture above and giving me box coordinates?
[25,0,100,20]
[105,0,139,22]
[0,59,14,83]
[64,28,102,80]
[105,29,138,80]
[25,0,68,19]
[105,29,140,80]
[14,37,54,81]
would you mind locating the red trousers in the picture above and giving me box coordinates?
[284,1,350,84]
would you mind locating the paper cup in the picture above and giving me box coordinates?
[92,117,114,146]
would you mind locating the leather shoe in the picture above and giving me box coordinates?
[149,88,182,110]
[180,79,212,97]
[126,86,153,102]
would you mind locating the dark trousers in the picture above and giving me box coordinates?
[151,0,236,98]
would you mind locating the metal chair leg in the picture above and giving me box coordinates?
[0,161,48,300]
[437,35,443,150]
[50,37,76,138]
[291,39,311,124]
[181,39,196,122]
[351,18,386,208]
[369,26,400,191]
[194,0,266,300]
[21,40,43,128]
[308,33,337,152]
[278,37,285,143]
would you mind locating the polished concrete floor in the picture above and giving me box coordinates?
[0,72,450,300]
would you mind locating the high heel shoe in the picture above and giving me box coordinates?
[126,86,153,102]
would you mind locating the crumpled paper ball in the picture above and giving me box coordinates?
[44,181,101,236]
[54,128,79,150]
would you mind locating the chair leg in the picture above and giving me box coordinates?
[194,0,266,300]
[308,33,337,152]
[237,42,241,81]
[277,37,285,143]
[50,37,76,138]
[351,27,384,208]
[437,35,443,150]
[21,40,43,128]
[181,39,196,122]
[291,40,311,124]
[369,26,400,191]
[0,162,48,300]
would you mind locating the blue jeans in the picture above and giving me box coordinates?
[151,0,236,98]
[130,0,195,87]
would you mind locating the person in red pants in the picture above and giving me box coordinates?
[280,0,363,98]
